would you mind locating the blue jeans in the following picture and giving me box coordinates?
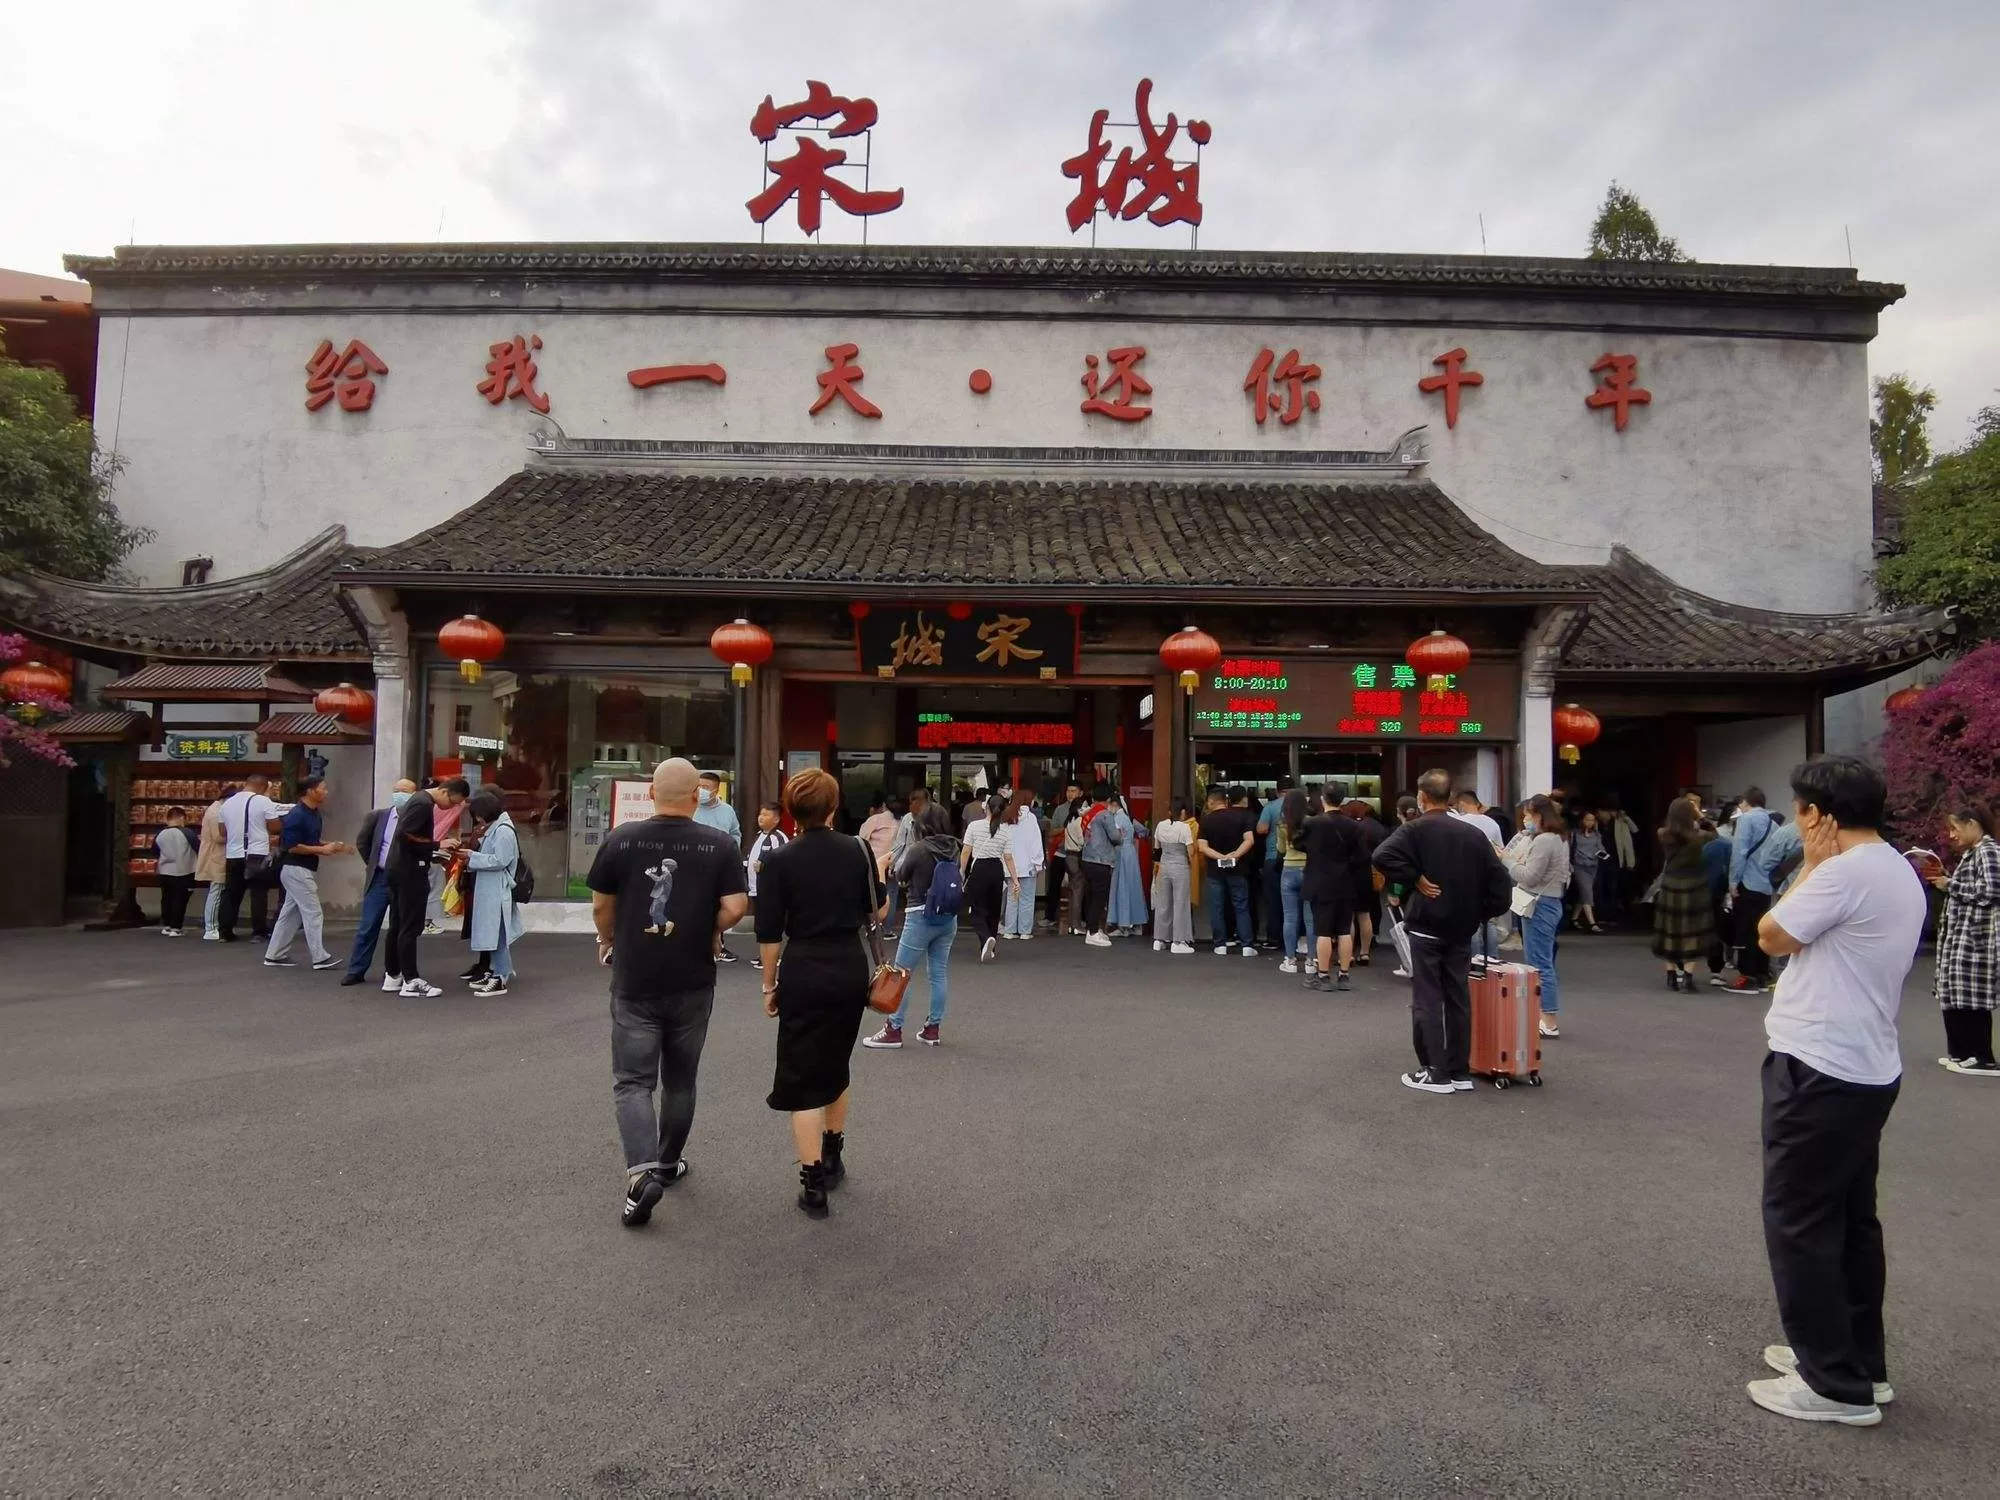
[1280,866,1316,956]
[891,912,956,1028]
[1525,895,1563,1013]
[1262,859,1284,947]
[343,867,393,979]
[1003,877,1037,936]
[490,925,514,980]
[1205,869,1252,947]
[880,880,901,936]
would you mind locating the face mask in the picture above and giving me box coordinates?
[390,790,412,808]
[698,788,715,805]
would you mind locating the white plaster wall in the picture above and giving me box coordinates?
[1825,665,1933,763]
[1697,716,1808,807]
[95,308,1873,613]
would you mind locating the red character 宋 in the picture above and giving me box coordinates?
[746,81,905,234]
[304,338,388,413]
[1063,77,1210,232]
[811,343,881,418]
[1418,347,1484,430]
[1081,347,1152,422]
[1244,348,1322,426]
[478,334,550,414]
[1585,353,1651,432]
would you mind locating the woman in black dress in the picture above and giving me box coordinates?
[755,767,885,1218]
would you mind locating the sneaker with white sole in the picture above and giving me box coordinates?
[622,1169,667,1228]
[1278,957,1299,974]
[1451,1076,1475,1091]
[980,937,998,962]
[1335,971,1352,992]
[1240,946,1257,959]
[918,1023,941,1045]
[862,1024,903,1049]
[311,956,341,970]
[263,956,296,967]
[1170,942,1194,954]
[400,979,443,998]
[1391,967,1412,979]
[422,922,442,937]
[1152,939,1165,952]
[1945,1058,2000,1077]
[1762,1345,1893,1404]
[1213,944,1229,956]
[471,974,509,995]
[202,930,221,941]
[382,973,403,992]
[1746,1372,1880,1426]
[1085,932,1112,948]
[1400,1067,1455,1095]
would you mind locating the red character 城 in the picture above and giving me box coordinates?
[1063,77,1210,232]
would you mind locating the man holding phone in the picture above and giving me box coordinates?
[1197,786,1257,956]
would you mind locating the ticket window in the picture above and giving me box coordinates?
[1194,742,1289,804]
[1297,746,1386,812]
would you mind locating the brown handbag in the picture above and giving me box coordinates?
[858,835,910,1015]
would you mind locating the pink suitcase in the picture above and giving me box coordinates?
[1470,961,1543,1089]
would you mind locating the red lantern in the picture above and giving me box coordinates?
[1406,629,1471,693]
[1885,686,1924,713]
[314,682,375,726]
[710,618,774,687]
[1552,702,1601,765]
[1159,625,1222,695]
[848,601,871,620]
[1,659,69,725]
[946,601,973,622]
[439,614,505,684]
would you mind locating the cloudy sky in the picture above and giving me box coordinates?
[4,0,1994,439]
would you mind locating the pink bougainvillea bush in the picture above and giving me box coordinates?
[1882,640,2000,850]
[0,631,74,769]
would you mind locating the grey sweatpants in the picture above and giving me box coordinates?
[1155,861,1193,945]
[266,865,330,964]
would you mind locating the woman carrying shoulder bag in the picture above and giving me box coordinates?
[1505,794,1572,1040]
[755,768,885,1219]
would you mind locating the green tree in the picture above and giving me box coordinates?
[1871,372,1937,488]
[1584,182,1690,262]
[1968,393,1999,447]
[1877,432,2000,639]
[0,334,145,581]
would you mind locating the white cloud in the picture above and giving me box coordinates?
[3,0,1994,437]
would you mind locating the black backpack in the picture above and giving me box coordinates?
[512,855,536,904]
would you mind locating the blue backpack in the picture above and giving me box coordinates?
[923,857,965,918]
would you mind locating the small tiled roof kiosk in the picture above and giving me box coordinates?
[1,242,1953,923]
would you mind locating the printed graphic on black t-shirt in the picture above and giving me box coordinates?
[587,815,746,994]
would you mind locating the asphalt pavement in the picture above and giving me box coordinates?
[3,920,1995,1496]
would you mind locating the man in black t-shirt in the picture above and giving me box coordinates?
[588,756,748,1228]
[1196,788,1257,955]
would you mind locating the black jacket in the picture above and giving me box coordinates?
[1371,810,1512,942]
[387,794,438,875]
[1300,813,1370,903]
[356,807,393,879]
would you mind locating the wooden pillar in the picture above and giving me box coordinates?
[1805,689,1826,757]
[1151,672,1175,816]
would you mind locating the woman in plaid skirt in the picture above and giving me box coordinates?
[1652,798,1715,991]
[1927,806,2000,1075]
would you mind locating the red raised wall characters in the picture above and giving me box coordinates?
[1417,347,1483,430]
[1244,348,1321,426]
[628,362,726,390]
[1062,77,1210,232]
[746,81,905,235]
[1080,346,1152,422]
[477,334,550,414]
[304,338,387,412]
[810,342,881,418]
[1585,353,1651,431]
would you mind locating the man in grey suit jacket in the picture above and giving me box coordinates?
[340,779,418,987]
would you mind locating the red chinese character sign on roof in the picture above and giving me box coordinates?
[747,80,904,240]
[304,339,387,413]
[1063,78,1210,245]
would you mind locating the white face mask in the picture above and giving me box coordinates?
[698,787,715,805]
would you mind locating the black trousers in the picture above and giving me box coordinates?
[1735,891,1774,980]
[1043,855,1066,925]
[1080,861,1113,935]
[1706,894,1732,975]
[966,858,1006,943]
[388,865,430,981]
[1761,1050,1899,1406]
[217,857,270,939]
[1409,932,1473,1079]
[158,874,195,929]
[1942,1007,1996,1066]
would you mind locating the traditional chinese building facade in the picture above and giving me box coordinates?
[2,242,1952,921]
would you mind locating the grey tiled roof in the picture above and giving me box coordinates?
[340,470,1585,599]
[1561,548,1954,676]
[0,530,367,661]
[64,242,1904,306]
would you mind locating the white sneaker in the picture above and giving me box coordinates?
[1085,932,1113,948]
[1762,1345,1893,1404]
[1213,945,1229,955]
[202,930,220,941]
[1945,1058,2000,1077]
[1278,958,1299,974]
[1002,932,1017,940]
[400,979,443,998]
[382,974,403,992]
[1170,942,1195,954]
[1746,1372,1881,1426]
[1295,939,1308,956]
[1017,933,1032,942]
[1392,967,1411,979]
[980,937,998,962]
[1241,946,1257,959]
[422,922,442,937]
[1152,939,1164,952]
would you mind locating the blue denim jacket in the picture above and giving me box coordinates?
[1728,807,1775,895]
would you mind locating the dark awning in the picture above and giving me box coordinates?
[104,664,316,704]
[48,710,152,744]
[254,712,371,745]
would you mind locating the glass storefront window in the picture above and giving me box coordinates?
[425,669,735,899]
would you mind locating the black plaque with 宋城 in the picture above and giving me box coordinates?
[857,607,1077,678]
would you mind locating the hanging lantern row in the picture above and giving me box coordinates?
[314,682,376,726]
[710,618,774,687]
[1,659,70,725]
[1406,629,1471,693]
[440,614,506,684]
[1884,685,1924,713]
[1159,625,1222,695]
[1553,702,1601,765]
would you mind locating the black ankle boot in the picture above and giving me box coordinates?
[797,1161,830,1219]
[821,1131,846,1190]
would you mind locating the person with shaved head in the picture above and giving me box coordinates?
[588,757,748,1229]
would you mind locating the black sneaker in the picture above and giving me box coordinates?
[1302,971,1329,991]
[1400,1068,1455,1095]
[658,1159,690,1186]
[621,1169,667,1227]
[1335,971,1352,992]
[716,948,739,964]
[458,964,487,983]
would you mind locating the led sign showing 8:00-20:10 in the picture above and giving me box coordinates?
[1188,657,1519,741]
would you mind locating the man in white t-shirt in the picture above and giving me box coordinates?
[1745,755,1925,1428]
[217,771,286,942]
[1451,790,1506,968]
